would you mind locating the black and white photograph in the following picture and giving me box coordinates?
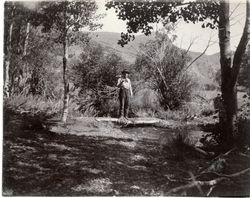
[2,0,250,196]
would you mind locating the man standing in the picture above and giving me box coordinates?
[117,70,133,118]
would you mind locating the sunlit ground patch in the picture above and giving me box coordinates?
[130,154,147,162]
[104,139,137,148]
[81,167,105,174]
[118,141,137,148]
[43,142,79,151]
[71,178,113,194]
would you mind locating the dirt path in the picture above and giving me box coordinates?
[3,115,250,196]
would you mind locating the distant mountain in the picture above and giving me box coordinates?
[89,31,220,88]
[90,32,154,63]
[187,51,220,87]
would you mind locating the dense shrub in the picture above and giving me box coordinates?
[237,93,250,145]
[70,43,130,116]
[134,32,194,110]
[238,53,249,91]
[211,93,250,146]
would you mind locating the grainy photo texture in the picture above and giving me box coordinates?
[2,0,250,196]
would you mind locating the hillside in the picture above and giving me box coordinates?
[188,51,220,88]
[89,31,220,88]
[90,32,154,63]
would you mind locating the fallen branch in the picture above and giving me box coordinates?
[166,177,227,195]
[239,152,250,158]
[166,167,250,195]
[195,148,236,176]
[225,167,250,177]
[206,186,215,196]
[192,146,210,157]
[164,174,185,183]
[212,147,237,162]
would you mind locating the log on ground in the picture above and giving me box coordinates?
[95,117,179,128]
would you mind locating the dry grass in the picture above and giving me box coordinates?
[134,108,158,118]
[4,94,62,116]
[161,130,194,160]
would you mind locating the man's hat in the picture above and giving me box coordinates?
[121,69,130,74]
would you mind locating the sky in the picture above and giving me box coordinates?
[95,0,247,55]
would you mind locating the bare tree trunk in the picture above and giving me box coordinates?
[219,0,235,144]
[231,0,250,85]
[4,22,13,98]
[19,22,31,95]
[23,22,31,56]
[61,5,69,123]
[4,58,11,97]
[61,40,69,123]
[218,0,250,145]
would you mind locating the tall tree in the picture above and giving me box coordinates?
[4,2,15,97]
[4,1,44,96]
[218,0,249,143]
[106,0,250,146]
[41,1,102,122]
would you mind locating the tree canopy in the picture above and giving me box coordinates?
[40,1,102,43]
[106,0,219,46]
